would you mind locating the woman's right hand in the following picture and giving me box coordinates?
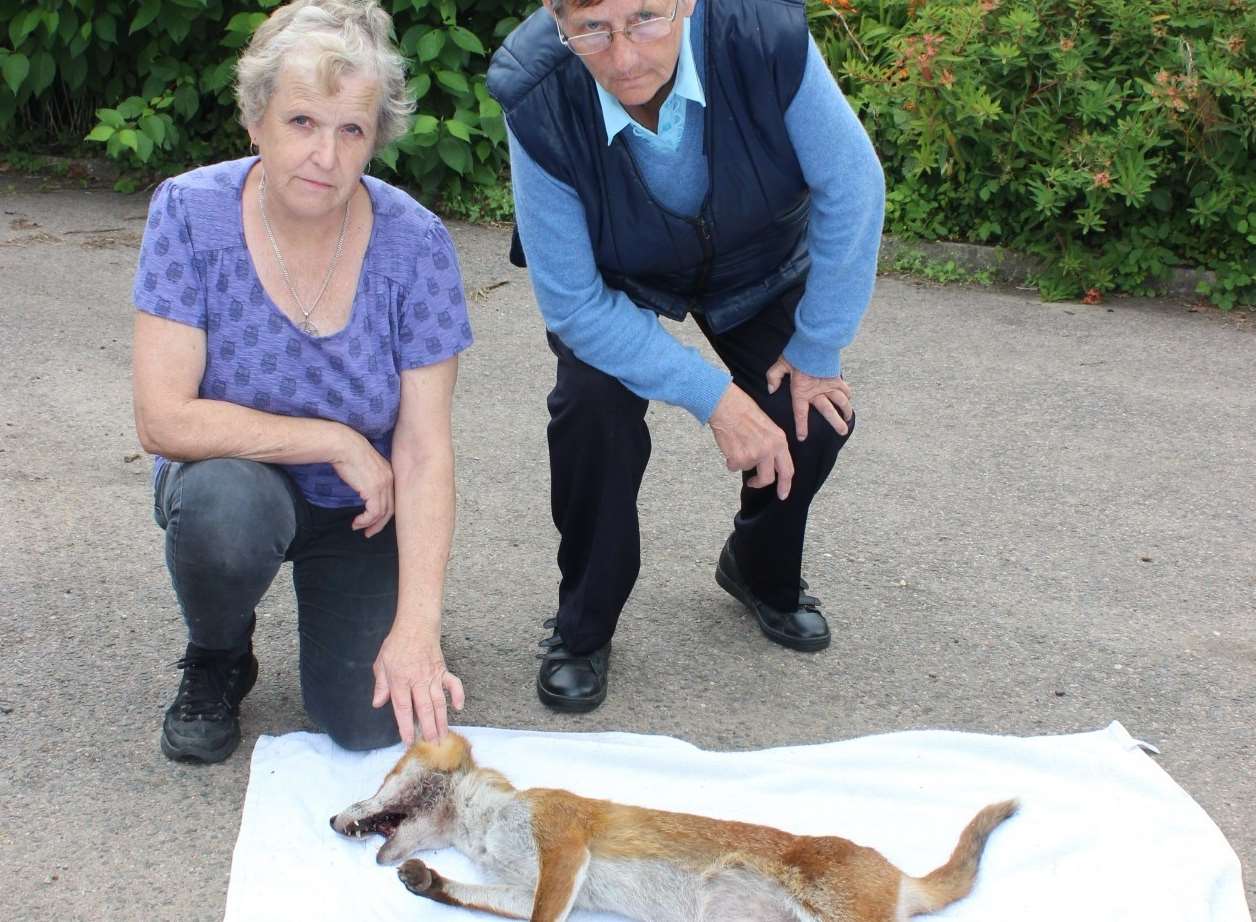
[332,431,395,537]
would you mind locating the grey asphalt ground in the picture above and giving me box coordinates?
[1,177,1253,921]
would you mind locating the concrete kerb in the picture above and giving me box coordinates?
[879,234,1218,301]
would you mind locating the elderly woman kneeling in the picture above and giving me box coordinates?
[132,0,472,763]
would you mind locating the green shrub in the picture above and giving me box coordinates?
[810,0,1256,306]
[0,0,520,201]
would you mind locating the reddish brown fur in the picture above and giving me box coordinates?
[352,733,1016,922]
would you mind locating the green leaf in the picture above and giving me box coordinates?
[481,116,506,146]
[2,54,30,96]
[135,131,155,163]
[161,10,193,45]
[445,118,471,142]
[27,52,56,97]
[117,96,146,120]
[85,124,116,143]
[479,97,502,120]
[375,145,399,171]
[142,72,167,100]
[173,84,199,119]
[412,114,440,137]
[140,114,167,145]
[57,9,79,44]
[417,29,446,62]
[438,137,470,174]
[408,73,431,101]
[96,108,125,129]
[116,128,140,153]
[130,0,161,34]
[226,12,268,33]
[10,11,39,48]
[435,69,469,94]
[62,54,88,92]
[95,14,118,44]
[400,25,424,55]
[203,58,236,94]
[437,43,464,69]
[450,26,485,55]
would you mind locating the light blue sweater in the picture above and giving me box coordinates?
[508,9,885,423]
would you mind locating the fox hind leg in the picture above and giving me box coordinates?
[697,865,815,922]
[398,859,532,919]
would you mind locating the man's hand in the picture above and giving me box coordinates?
[709,383,794,501]
[371,623,465,745]
[765,357,853,442]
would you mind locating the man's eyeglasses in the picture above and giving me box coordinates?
[556,0,681,56]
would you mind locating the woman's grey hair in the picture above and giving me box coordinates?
[236,0,414,151]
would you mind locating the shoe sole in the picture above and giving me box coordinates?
[536,678,607,713]
[160,725,240,764]
[716,563,831,653]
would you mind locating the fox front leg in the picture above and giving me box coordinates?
[398,859,532,919]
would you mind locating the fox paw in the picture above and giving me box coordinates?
[399,859,447,900]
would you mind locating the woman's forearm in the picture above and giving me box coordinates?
[135,395,362,468]
[389,437,456,635]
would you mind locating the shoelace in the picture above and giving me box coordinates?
[798,577,822,612]
[535,618,603,668]
[170,655,233,721]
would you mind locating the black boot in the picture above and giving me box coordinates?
[160,642,259,764]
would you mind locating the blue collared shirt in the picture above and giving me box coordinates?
[594,16,706,151]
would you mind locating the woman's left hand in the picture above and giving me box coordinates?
[371,623,465,745]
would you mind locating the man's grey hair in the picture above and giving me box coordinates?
[549,0,602,19]
[235,0,414,152]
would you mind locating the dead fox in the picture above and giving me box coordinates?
[331,732,1016,922]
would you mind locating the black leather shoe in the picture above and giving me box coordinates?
[715,537,831,652]
[536,619,610,713]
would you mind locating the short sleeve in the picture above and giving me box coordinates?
[132,180,207,328]
[395,219,474,369]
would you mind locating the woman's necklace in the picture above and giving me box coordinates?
[258,170,350,337]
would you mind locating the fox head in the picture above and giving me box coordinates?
[330,731,474,864]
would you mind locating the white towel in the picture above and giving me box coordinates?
[224,722,1250,921]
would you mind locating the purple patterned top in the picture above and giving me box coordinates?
[132,157,473,507]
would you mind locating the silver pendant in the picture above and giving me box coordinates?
[299,318,319,336]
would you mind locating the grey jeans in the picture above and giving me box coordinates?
[154,458,400,750]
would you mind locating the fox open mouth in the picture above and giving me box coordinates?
[343,812,407,841]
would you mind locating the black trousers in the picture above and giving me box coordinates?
[154,458,401,750]
[546,286,854,654]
